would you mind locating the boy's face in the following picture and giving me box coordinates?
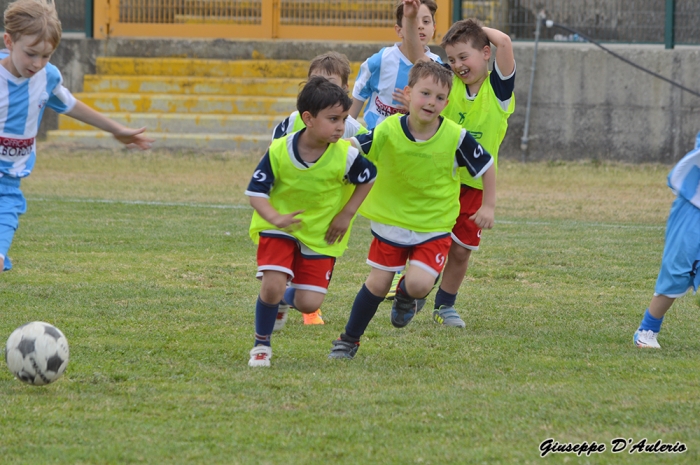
[303,103,349,143]
[404,76,449,125]
[397,4,436,47]
[444,41,490,86]
[309,70,348,92]
[2,33,55,79]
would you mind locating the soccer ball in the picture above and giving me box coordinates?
[5,321,69,385]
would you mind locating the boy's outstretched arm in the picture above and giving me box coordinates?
[66,101,154,150]
[483,26,515,76]
[469,165,495,229]
[325,182,373,244]
[349,98,365,119]
[249,196,303,230]
[401,0,427,64]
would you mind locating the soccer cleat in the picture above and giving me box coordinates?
[248,345,272,367]
[273,303,289,332]
[415,298,427,313]
[433,305,466,328]
[390,292,418,328]
[385,271,402,301]
[303,309,324,325]
[634,329,661,348]
[328,339,359,359]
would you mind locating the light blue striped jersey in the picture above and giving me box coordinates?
[668,133,700,209]
[0,53,76,179]
[352,43,441,129]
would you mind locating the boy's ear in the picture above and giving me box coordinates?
[3,33,14,50]
[300,110,314,127]
[394,24,403,39]
[482,45,492,61]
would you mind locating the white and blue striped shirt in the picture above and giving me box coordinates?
[352,43,442,129]
[0,54,76,179]
[668,134,700,209]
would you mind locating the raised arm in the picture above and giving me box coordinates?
[66,101,153,150]
[483,27,514,76]
[401,0,427,64]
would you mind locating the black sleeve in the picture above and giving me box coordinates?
[244,151,275,196]
[489,62,516,103]
[353,130,374,155]
[346,152,377,184]
[455,130,494,178]
[271,117,291,140]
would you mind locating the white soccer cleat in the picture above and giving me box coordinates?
[273,304,289,332]
[634,329,661,349]
[248,345,272,367]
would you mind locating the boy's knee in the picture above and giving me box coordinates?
[404,279,433,299]
[448,244,472,263]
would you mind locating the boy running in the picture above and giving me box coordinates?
[0,0,153,273]
[634,132,700,349]
[246,77,377,367]
[404,5,515,327]
[329,61,495,360]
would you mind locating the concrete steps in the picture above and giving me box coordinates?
[46,56,361,151]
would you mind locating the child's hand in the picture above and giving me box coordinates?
[469,205,494,230]
[325,210,353,245]
[402,0,420,20]
[113,127,154,150]
[392,88,409,114]
[272,210,304,230]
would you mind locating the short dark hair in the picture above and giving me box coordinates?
[407,60,453,92]
[297,76,352,117]
[308,51,352,87]
[395,0,437,27]
[441,18,489,50]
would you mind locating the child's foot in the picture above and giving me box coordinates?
[303,309,324,325]
[328,339,359,359]
[634,329,661,348]
[248,345,272,367]
[273,304,289,332]
[385,272,402,300]
[390,292,418,328]
[433,305,466,328]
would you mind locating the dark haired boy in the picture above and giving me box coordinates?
[245,76,377,367]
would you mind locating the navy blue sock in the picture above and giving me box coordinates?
[344,284,385,340]
[639,308,664,332]
[283,287,296,308]
[434,287,458,310]
[254,296,279,347]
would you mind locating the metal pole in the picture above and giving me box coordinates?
[520,11,544,162]
[84,0,94,38]
[665,0,675,49]
[452,0,462,23]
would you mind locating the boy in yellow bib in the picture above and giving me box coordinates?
[404,7,515,327]
[271,51,368,327]
[245,77,377,367]
[329,61,496,359]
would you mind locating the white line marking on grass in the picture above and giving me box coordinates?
[28,197,252,210]
[497,219,664,230]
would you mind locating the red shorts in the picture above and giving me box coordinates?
[256,235,335,294]
[451,185,483,250]
[367,235,451,278]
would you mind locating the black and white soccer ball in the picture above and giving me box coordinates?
[5,321,69,385]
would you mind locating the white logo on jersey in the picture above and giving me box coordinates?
[473,145,484,159]
[435,253,445,266]
[357,168,371,183]
[326,270,332,281]
[477,230,482,238]
[253,170,267,182]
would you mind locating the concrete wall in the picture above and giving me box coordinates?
[47,37,700,163]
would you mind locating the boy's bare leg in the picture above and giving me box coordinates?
[292,289,325,314]
[365,267,396,297]
[259,270,288,305]
[648,295,675,319]
[439,242,472,294]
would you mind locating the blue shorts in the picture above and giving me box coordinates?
[654,196,700,297]
[0,176,26,270]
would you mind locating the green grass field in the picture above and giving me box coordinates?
[1,147,698,464]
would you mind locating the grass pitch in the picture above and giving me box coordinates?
[1,147,698,464]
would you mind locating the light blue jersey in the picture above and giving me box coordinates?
[352,43,441,129]
[667,134,700,209]
[0,53,76,179]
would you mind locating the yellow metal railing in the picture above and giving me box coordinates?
[93,0,452,42]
